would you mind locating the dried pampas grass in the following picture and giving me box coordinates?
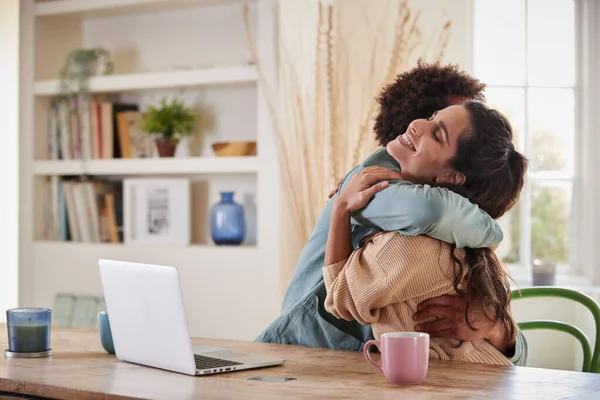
[244,0,452,246]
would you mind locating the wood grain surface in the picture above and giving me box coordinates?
[1,324,599,399]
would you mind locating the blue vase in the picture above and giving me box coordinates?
[211,192,245,245]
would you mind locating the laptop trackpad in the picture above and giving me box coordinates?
[199,349,249,360]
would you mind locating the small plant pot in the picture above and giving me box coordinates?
[155,138,177,157]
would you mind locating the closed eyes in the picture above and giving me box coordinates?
[429,111,448,145]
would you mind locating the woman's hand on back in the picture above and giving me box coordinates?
[413,294,515,356]
[334,167,403,213]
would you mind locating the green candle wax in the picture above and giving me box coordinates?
[7,324,50,353]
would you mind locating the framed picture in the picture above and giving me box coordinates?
[123,178,190,245]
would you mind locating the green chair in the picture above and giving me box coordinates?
[512,286,600,373]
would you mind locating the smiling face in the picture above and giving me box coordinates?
[385,104,471,185]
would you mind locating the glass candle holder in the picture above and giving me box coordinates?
[6,308,52,353]
[532,259,556,286]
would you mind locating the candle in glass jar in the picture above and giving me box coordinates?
[6,308,52,354]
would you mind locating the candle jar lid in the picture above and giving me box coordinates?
[6,308,51,323]
[6,307,51,315]
[4,349,53,358]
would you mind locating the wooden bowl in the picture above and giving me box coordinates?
[211,141,257,157]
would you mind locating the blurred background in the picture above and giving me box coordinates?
[0,0,596,372]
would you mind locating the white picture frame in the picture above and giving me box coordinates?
[123,178,190,245]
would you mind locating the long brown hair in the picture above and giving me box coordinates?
[441,100,528,342]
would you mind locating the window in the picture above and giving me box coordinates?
[472,0,575,269]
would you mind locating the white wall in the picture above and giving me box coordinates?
[0,0,20,320]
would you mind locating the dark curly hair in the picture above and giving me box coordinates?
[374,61,486,146]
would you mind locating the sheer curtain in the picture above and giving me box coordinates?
[247,0,456,282]
[261,0,451,262]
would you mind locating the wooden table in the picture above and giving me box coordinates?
[1,325,600,399]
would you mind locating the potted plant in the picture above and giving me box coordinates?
[59,47,114,98]
[141,96,197,157]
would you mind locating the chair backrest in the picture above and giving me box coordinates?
[511,286,600,373]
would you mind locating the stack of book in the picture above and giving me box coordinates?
[47,98,155,161]
[45,177,124,243]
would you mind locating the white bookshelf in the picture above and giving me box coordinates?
[33,157,259,175]
[34,66,258,96]
[33,240,259,253]
[35,0,253,17]
[19,0,281,341]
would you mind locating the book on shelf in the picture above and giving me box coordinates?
[116,110,154,158]
[47,98,154,161]
[45,177,124,243]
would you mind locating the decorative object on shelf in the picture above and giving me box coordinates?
[141,96,197,157]
[155,138,176,158]
[59,47,114,98]
[532,259,557,286]
[211,192,245,245]
[117,110,155,159]
[123,178,190,245]
[212,141,257,157]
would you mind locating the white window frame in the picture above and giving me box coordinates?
[468,0,580,279]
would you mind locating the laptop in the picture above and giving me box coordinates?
[98,259,285,376]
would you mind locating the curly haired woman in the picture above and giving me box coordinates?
[256,62,528,366]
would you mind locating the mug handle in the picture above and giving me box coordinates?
[363,339,382,372]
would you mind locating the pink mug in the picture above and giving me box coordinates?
[363,332,429,385]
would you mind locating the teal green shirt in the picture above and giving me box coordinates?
[348,148,503,248]
[256,148,527,366]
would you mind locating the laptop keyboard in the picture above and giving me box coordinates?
[194,354,243,370]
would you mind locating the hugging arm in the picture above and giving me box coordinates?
[325,167,401,267]
[349,181,503,248]
[324,167,403,323]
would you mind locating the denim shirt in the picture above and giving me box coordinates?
[256,148,528,365]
